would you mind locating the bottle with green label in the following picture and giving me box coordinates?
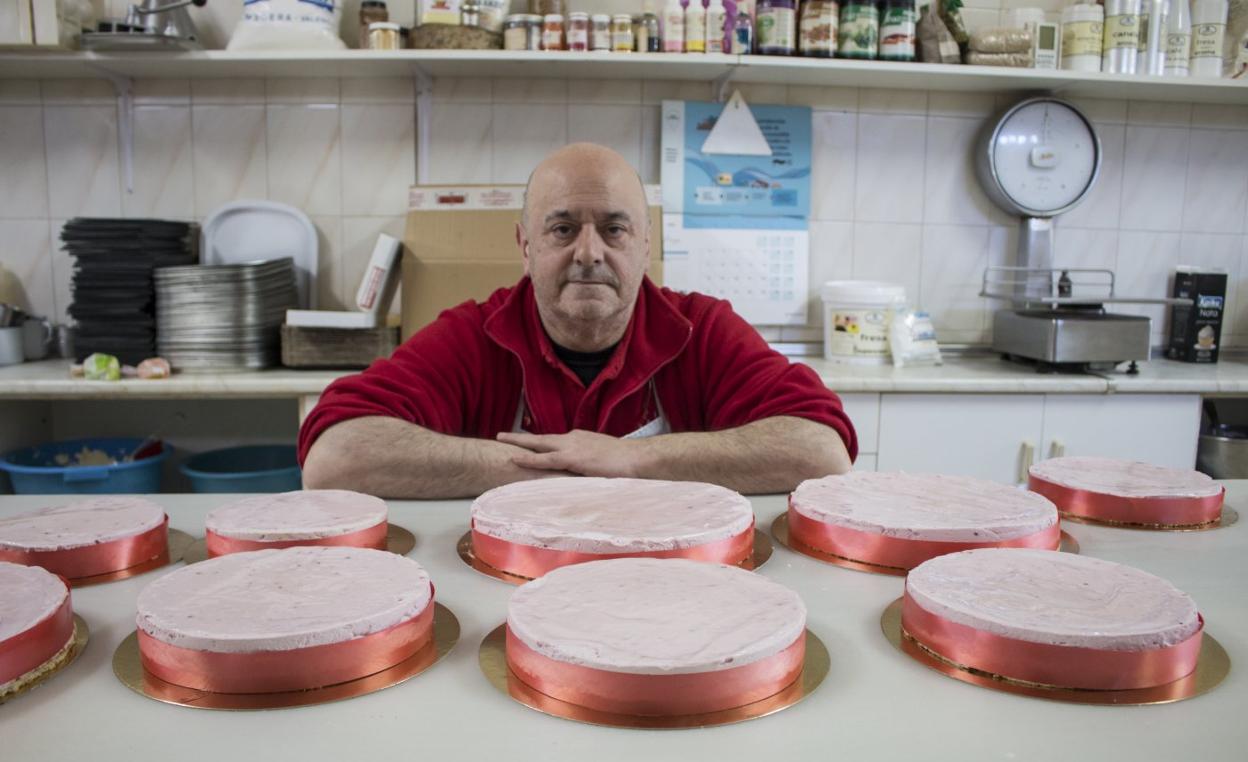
[839,0,880,58]
[879,0,916,60]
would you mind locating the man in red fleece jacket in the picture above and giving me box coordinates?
[300,143,856,498]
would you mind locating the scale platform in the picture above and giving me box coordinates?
[992,309,1151,369]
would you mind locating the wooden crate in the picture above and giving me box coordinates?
[281,324,400,369]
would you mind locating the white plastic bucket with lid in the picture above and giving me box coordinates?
[820,281,907,364]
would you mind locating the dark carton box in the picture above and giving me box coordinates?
[1167,268,1228,363]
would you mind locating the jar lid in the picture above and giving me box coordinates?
[612,13,633,20]
[569,11,589,19]
[544,13,564,20]
[361,0,387,7]
[369,21,401,30]
[591,13,610,20]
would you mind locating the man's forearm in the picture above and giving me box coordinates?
[302,417,553,499]
[631,416,851,493]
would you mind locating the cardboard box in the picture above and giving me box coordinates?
[400,184,664,340]
[1167,267,1228,364]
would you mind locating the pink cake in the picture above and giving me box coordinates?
[204,490,389,557]
[902,548,1203,689]
[1029,456,1224,527]
[506,558,806,715]
[136,546,433,693]
[788,473,1060,570]
[0,497,168,579]
[0,562,75,694]
[470,477,755,579]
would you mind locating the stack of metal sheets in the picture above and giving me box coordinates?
[154,258,298,371]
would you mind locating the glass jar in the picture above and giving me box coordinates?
[528,0,564,16]
[879,0,916,61]
[359,0,388,49]
[642,12,662,51]
[567,11,590,51]
[756,0,797,54]
[461,2,481,28]
[504,13,543,50]
[367,21,401,50]
[838,0,879,58]
[798,0,838,57]
[612,13,635,51]
[590,13,611,51]
[542,13,565,50]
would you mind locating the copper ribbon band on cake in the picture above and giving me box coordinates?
[786,507,1060,571]
[0,593,73,685]
[204,521,389,557]
[1028,476,1224,527]
[137,599,435,694]
[471,522,755,579]
[505,626,804,716]
[900,594,1203,691]
[0,516,169,579]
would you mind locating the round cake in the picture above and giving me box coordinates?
[0,497,168,579]
[1029,456,1224,527]
[470,477,755,579]
[903,548,1203,690]
[0,562,75,694]
[136,546,433,693]
[506,557,806,716]
[204,489,389,557]
[788,473,1060,570]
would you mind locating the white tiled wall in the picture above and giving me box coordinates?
[3,74,1247,348]
[1,0,1247,347]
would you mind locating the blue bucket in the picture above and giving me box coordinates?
[179,445,302,493]
[0,437,171,495]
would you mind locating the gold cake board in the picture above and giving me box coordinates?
[1059,506,1239,532]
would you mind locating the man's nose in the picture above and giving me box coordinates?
[571,226,604,266]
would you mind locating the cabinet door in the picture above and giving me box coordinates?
[837,393,880,454]
[877,394,1045,484]
[1040,394,1201,468]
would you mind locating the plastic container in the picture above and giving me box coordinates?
[179,445,301,494]
[0,437,171,495]
[1062,2,1105,71]
[820,281,906,364]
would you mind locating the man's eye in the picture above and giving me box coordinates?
[604,225,626,236]
[552,225,574,236]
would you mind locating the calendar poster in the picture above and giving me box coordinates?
[660,99,812,325]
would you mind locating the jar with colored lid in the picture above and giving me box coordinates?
[590,13,611,51]
[542,13,565,50]
[567,11,590,51]
[367,21,401,50]
[612,13,635,51]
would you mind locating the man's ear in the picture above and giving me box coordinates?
[516,222,530,276]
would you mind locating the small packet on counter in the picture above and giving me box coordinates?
[81,352,121,381]
[968,26,1032,53]
[889,309,943,368]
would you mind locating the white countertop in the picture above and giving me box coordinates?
[1,487,1245,761]
[5,356,1248,399]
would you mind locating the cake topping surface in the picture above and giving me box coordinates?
[0,497,165,551]
[1030,457,1221,499]
[0,561,68,643]
[206,490,388,541]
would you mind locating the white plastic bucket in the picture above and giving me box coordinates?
[820,280,906,364]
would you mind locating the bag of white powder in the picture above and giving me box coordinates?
[227,0,346,50]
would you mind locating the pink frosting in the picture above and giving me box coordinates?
[0,561,68,644]
[205,490,388,541]
[1030,457,1222,499]
[0,497,165,551]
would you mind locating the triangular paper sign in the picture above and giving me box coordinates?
[701,90,773,156]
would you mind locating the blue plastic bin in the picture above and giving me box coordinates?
[0,437,171,494]
[179,445,302,493]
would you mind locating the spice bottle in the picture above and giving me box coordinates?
[1191,0,1228,77]
[880,0,917,60]
[367,21,400,50]
[542,13,565,50]
[612,13,635,51]
[358,0,388,49]
[643,12,662,50]
[663,0,686,51]
[706,0,728,51]
[590,13,612,51]
[687,0,707,52]
[799,0,839,57]
[567,11,590,51]
[757,0,798,54]
[732,8,755,52]
[839,0,880,58]
[1164,0,1192,75]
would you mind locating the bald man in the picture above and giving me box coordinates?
[299,144,856,498]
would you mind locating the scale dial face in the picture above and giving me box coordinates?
[978,98,1101,219]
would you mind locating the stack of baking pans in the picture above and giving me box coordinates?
[154,259,298,371]
[60,219,197,365]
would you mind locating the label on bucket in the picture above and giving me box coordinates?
[829,309,891,356]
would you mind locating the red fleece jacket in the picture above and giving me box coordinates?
[297,276,857,463]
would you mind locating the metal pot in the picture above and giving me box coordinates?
[1196,431,1248,479]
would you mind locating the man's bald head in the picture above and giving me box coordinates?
[522,143,646,230]
[515,143,653,353]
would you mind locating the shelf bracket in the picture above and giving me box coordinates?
[411,62,433,186]
[711,69,734,103]
[100,72,136,195]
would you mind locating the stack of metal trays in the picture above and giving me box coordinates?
[155,258,298,371]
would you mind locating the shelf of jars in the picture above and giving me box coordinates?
[0,49,1244,103]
